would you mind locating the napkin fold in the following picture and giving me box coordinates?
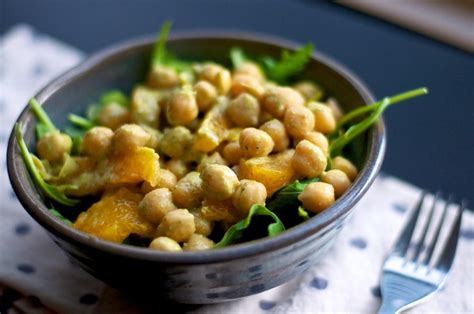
[1,25,472,314]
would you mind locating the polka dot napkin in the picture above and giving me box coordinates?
[1,25,473,314]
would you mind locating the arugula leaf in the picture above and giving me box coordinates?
[99,90,129,107]
[29,98,57,139]
[266,177,319,211]
[263,43,313,83]
[214,204,285,248]
[230,47,247,69]
[330,87,429,156]
[49,208,73,225]
[298,206,310,220]
[64,126,85,156]
[151,20,172,68]
[15,123,80,206]
[335,87,429,130]
[68,114,95,130]
[68,89,129,130]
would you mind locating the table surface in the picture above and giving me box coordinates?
[2,0,473,205]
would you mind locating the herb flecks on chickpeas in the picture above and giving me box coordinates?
[19,22,428,251]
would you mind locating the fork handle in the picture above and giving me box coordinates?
[377,300,401,314]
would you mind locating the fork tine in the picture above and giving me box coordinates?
[435,199,466,272]
[422,195,452,265]
[392,191,426,256]
[412,192,440,262]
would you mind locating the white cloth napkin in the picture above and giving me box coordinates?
[0,25,473,314]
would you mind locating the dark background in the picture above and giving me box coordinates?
[2,0,473,204]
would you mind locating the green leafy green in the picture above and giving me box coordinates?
[68,89,129,130]
[330,87,428,156]
[151,20,172,68]
[29,98,57,139]
[214,204,285,248]
[150,21,192,72]
[266,177,319,211]
[230,47,247,69]
[262,44,313,83]
[68,114,95,130]
[64,126,85,156]
[298,206,310,220]
[99,90,129,107]
[49,208,73,225]
[15,123,79,206]
[335,87,429,130]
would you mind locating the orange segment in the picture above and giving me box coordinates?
[74,187,154,242]
[200,199,239,223]
[108,147,160,186]
[239,149,296,195]
[194,96,230,152]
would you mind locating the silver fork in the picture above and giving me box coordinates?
[378,192,466,314]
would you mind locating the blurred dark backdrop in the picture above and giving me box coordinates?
[2,0,473,204]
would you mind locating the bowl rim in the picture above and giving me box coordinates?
[7,30,385,263]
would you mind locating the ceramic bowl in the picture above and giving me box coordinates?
[7,32,385,304]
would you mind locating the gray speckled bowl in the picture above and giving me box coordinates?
[7,32,385,304]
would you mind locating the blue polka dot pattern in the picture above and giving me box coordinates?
[15,223,31,236]
[460,228,474,240]
[350,237,367,249]
[79,293,98,305]
[259,300,277,310]
[249,284,265,294]
[371,286,381,298]
[17,263,35,274]
[392,203,407,213]
[310,277,328,290]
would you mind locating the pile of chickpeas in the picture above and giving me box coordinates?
[36,59,358,251]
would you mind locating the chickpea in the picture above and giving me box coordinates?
[222,141,242,165]
[197,152,228,172]
[198,63,231,94]
[160,126,193,158]
[112,124,151,155]
[259,119,289,152]
[239,127,274,158]
[298,182,335,213]
[258,110,274,125]
[332,156,358,181]
[234,61,264,81]
[166,159,189,179]
[166,90,199,126]
[230,74,264,99]
[227,93,260,127]
[215,69,232,95]
[201,164,240,201]
[97,103,130,130]
[302,131,329,155]
[81,126,113,159]
[173,172,204,209]
[149,237,182,251]
[307,102,336,134]
[321,170,351,197]
[142,126,162,151]
[147,66,179,89]
[139,188,177,224]
[156,169,178,189]
[156,209,195,242]
[232,179,267,215]
[190,210,214,236]
[284,105,315,139]
[262,87,304,118]
[37,131,72,163]
[292,140,327,178]
[183,234,215,251]
[293,81,323,101]
[131,86,160,128]
[194,80,218,111]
